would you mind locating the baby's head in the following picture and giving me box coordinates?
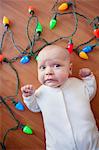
[37,45,72,87]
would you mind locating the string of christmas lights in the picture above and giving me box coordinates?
[0,96,33,150]
[0,0,99,149]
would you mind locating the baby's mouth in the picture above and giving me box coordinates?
[44,79,57,83]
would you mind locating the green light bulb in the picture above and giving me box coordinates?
[35,55,39,61]
[50,18,57,29]
[36,22,43,33]
[23,125,33,134]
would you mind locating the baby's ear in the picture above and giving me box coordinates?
[69,63,72,75]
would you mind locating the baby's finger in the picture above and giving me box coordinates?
[28,84,33,90]
[23,92,32,97]
[25,84,33,90]
[21,86,30,94]
[21,86,26,92]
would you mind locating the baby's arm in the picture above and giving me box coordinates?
[21,85,40,112]
[79,68,97,101]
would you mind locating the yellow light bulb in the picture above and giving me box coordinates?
[58,3,68,11]
[3,16,9,26]
[79,51,88,60]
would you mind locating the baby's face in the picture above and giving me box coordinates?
[37,45,71,88]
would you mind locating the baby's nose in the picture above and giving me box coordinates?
[45,67,54,75]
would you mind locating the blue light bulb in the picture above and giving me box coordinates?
[20,56,30,64]
[82,45,94,53]
[15,101,25,111]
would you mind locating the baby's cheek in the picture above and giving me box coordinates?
[64,71,69,78]
[58,73,68,80]
[38,73,44,84]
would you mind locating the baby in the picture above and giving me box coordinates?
[21,45,99,150]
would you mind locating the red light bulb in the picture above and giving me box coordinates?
[93,25,99,38]
[67,39,73,53]
[28,6,34,15]
[0,54,3,62]
[93,28,99,38]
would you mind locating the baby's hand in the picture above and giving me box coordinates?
[21,84,34,97]
[79,68,92,78]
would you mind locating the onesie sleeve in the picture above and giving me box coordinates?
[22,92,41,112]
[82,73,97,101]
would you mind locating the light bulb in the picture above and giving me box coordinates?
[21,125,33,134]
[36,22,43,35]
[82,45,94,53]
[0,54,3,62]
[67,39,73,53]
[28,6,34,14]
[93,28,99,38]
[11,99,25,111]
[58,2,69,11]
[15,101,25,111]
[20,56,30,64]
[35,55,39,61]
[3,16,10,27]
[79,51,88,60]
[50,15,57,30]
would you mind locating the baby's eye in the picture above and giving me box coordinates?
[39,65,46,70]
[54,64,61,68]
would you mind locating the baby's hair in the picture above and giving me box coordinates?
[37,44,70,62]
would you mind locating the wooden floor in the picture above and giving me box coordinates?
[0,0,99,149]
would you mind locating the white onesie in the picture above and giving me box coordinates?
[23,75,99,150]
